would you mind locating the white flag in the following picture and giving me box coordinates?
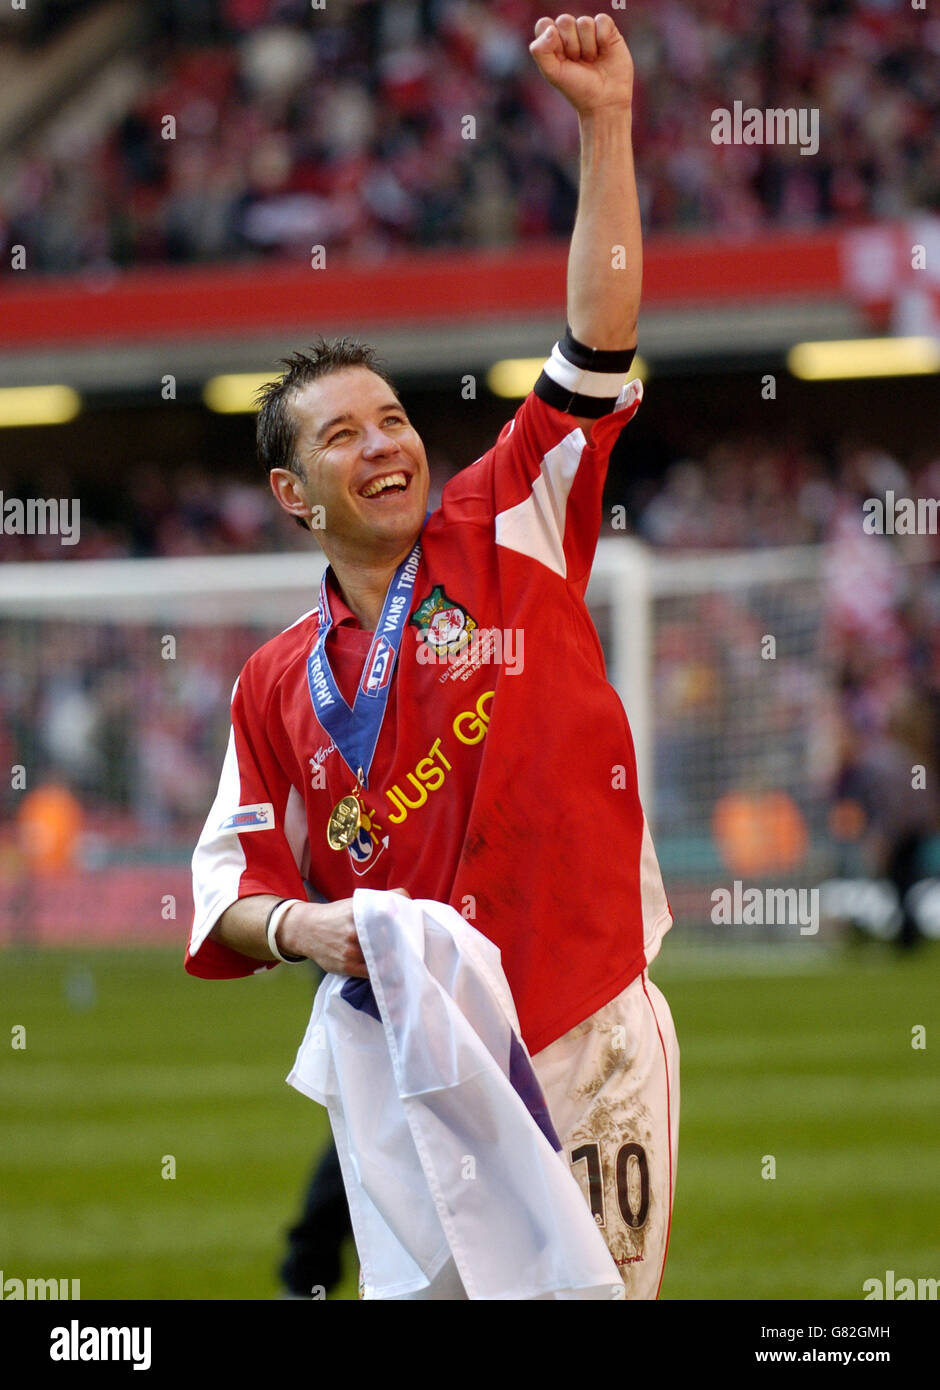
[288,889,622,1300]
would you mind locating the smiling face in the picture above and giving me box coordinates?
[270,366,430,565]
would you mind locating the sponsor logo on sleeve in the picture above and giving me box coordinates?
[219,803,275,832]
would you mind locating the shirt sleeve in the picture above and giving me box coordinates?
[185,667,309,980]
[442,331,642,596]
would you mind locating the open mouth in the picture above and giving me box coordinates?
[359,471,410,500]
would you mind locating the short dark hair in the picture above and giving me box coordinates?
[255,335,398,481]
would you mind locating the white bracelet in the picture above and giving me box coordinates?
[265,898,305,964]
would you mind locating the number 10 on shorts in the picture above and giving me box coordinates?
[570,1140,650,1229]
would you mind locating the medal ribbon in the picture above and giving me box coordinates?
[306,537,422,788]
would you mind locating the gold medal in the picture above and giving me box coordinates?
[327,793,362,850]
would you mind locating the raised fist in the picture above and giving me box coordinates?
[529,14,634,115]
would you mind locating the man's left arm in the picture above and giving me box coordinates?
[530,14,640,440]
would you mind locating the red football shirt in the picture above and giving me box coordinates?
[187,381,672,1054]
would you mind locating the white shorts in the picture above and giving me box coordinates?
[530,970,680,1300]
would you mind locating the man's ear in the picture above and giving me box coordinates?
[269,468,313,525]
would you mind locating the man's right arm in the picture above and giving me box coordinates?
[190,662,375,980]
[194,659,412,980]
[212,884,418,977]
[210,894,368,977]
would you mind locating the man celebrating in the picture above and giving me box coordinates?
[187,14,678,1299]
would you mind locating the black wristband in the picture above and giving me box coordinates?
[560,324,636,374]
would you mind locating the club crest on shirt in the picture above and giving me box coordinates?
[410,585,477,656]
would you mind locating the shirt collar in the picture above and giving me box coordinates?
[324,569,361,628]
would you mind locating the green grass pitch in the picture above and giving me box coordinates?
[1,939,937,1300]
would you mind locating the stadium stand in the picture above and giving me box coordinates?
[1,0,937,275]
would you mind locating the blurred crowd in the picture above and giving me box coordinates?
[3,428,936,563]
[621,437,940,921]
[0,463,309,562]
[2,0,938,275]
[0,452,455,561]
[0,618,260,835]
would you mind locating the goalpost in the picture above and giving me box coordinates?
[591,540,833,929]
